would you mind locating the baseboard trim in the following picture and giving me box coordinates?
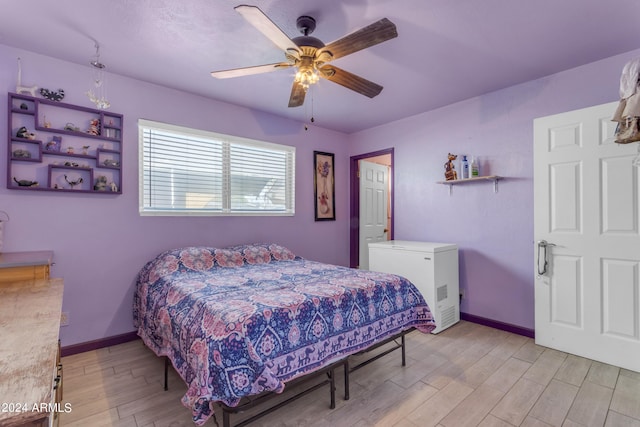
[460,312,535,339]
[61,331,139,357]
[61,315,534,357]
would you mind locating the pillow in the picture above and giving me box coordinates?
[141,244,298,280]
[226,243,297,264]
[212,247,244,268]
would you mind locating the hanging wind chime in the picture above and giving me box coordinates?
[86,42,111,109]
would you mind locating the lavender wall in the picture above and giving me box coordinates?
[0,45,351,346]
[4,42,639,346]
[349,48,640,331]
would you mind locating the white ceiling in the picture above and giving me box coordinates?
[1,0,639,133]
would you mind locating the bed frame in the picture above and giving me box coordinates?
[162,328,413,427]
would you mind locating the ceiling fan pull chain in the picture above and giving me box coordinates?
[311,85,315,124]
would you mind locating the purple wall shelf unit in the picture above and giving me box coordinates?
[7,92,123,194]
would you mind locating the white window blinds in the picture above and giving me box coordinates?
[139,119,295,216]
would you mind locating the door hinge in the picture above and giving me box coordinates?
[357,171,360,178]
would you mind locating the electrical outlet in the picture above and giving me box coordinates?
[60,311,70,326]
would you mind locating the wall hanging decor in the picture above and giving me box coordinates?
[86,42,111,109]
[314,151,335,221]
[7,92,123,194]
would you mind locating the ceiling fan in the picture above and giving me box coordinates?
[211,5,398,107]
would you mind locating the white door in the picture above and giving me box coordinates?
[359,160,389,269]
[534,101,640,372]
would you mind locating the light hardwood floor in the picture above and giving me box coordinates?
[59,321,640,427]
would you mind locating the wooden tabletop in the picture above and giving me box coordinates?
[0,278,63,426]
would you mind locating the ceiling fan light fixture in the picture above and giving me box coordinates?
[294,66,319,90]
[212,6,398,107]
[294,54,320,89]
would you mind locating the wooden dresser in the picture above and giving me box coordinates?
[0,278,64,427]
[0,251,53,283]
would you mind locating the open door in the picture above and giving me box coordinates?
[358,160,389,270]
[349,149,393,269]
[534,101,640,372]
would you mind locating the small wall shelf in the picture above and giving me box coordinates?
[7,92,123,194]
[437,175,503,195]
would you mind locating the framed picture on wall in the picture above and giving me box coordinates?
[314,151,335,221]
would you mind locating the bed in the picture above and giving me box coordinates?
[133,243,435,426]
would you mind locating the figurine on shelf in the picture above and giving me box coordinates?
[12,149,31,158]
[64,123,80,132]
[39,88,65,102]
[66,146,75,154]
[109,182,118,192]
[86,118,100,136]
[43,116,51,128]
[13,177,38,187]
[64,175,83,189]
[16,126,36,140]
[16,126,27,138]
[94,175,108,191]
[444,153,458,181]
[45,136,62,152]
[103,159,119,167]
[82,145,90,155]
[16,57,38,96]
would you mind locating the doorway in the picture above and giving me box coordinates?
[349,148,394,269]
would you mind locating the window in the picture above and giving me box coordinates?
[138,119,295,216]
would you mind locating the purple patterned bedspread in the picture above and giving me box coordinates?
[133,244,435,425]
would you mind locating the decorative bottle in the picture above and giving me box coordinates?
[470,156,479,177]
[461,155,469,179]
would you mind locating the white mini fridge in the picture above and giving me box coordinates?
[369,240,460,333]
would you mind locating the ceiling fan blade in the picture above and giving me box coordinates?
[235,5,299,53]
[288,81,307,107]
[211,62,292,79]
[318,18,397,61]
[319,65,383,98]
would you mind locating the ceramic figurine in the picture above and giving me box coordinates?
[16,57,38,96]
[64,175,83,189]
[86,118,100,136]
[15,126,35,140]
[39,88,65,102]
[94,175,108,191]
[64,123,80,132]
[13,177,38,187]
[444,153,458,181]
[12,149,31,158]
[45,136,62,152]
